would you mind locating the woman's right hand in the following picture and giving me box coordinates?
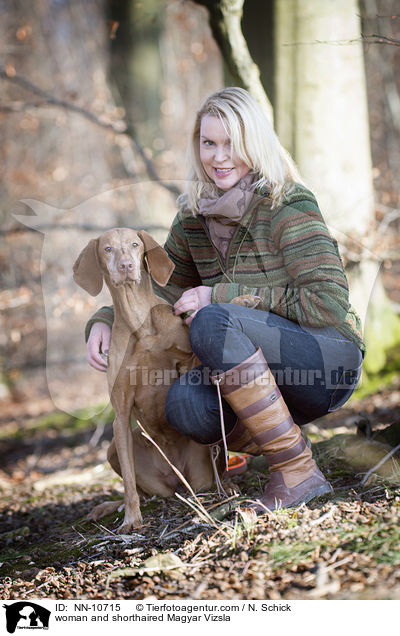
[87,322,111,372]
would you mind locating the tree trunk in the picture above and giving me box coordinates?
[192,0,273,120]
[274,0,400,375]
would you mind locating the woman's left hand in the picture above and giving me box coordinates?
[174,286,212,325]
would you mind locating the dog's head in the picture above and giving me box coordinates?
[73,228,175,296]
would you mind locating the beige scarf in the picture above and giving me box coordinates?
[198,172,261,257]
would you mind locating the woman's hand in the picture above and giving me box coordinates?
[174,286,212,325]
[87,322,111,372]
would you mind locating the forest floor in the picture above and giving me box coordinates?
[0,378,400,601]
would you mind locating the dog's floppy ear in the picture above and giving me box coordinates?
[73,238,103,296]
[138,230,175,287]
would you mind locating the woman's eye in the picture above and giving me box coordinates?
[104,246,112,252]
[203,140,214,146]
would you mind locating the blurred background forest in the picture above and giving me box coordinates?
[1,0,400,422]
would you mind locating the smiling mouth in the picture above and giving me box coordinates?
[214,167,234,174]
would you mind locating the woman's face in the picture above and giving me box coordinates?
[199,114,250,191]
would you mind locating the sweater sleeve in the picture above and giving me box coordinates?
[212,199,350,329]
[84,305,114,343]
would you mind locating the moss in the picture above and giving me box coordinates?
[0,403,114,442]
[141,498,161,514]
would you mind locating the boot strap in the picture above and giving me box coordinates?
[235,387,282,420]
[252,415,294,446]
[265,437,306,467]
[211,352,269,394]
[227,416,294,453]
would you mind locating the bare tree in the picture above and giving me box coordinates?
[191,0,273,120]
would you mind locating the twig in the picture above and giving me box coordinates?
[241,498,278,520]
[174,491,218,527]
[91,520,117,536]
[0,101,44,112]
[376,205,400,234]
[162,495,240,537]
[325,555,354,572]
[368,33,400,45]
[282,34,400,47]
[0,222,170,237]
[360,443,400,485]
[71,525,87,541]
[161,518,197,538]
[158,524,169,539]
[25,581,51,595]
[136,421,218,527]
[303,556,352,586]
[205,494,240,511]
[283,37,365,47]
[190,527,227,561]
[310,507,335,526]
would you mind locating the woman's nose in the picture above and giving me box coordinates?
[214,144,228,162]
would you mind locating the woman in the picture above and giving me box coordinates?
[87,87,365,511]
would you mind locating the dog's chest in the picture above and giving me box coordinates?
[109,319,194,425]
[128,336,192,420]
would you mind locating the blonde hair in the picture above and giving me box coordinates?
[178,87,303,212]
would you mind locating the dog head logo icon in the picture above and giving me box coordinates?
[3,602,50,633]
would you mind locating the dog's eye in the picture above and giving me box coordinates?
[104,246,112,252]
[131,242,139,248]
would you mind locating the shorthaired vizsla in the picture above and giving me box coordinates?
[73,228,219,532]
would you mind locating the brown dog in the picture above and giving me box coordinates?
[73,228,218,532]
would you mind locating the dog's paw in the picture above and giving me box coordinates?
[116,513,143,534]
[222,477,241,496]
[87,500,123,521]
[230,294,261,309]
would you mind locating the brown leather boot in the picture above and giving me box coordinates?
[211,347,332,511]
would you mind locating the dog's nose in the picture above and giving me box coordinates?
[118,259,134,272]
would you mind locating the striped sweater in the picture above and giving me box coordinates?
[86,184,366,356]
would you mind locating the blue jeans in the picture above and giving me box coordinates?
[165,304,363,445]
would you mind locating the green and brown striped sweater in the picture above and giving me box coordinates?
[85,184,366,356]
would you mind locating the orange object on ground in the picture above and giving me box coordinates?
[226,454,248,476]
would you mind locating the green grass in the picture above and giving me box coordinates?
[252,513,400,570]
[0,403,114,442]
[339,523,400,565]
[268,540,322,568]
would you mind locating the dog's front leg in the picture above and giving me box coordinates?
[113,413,143,532]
